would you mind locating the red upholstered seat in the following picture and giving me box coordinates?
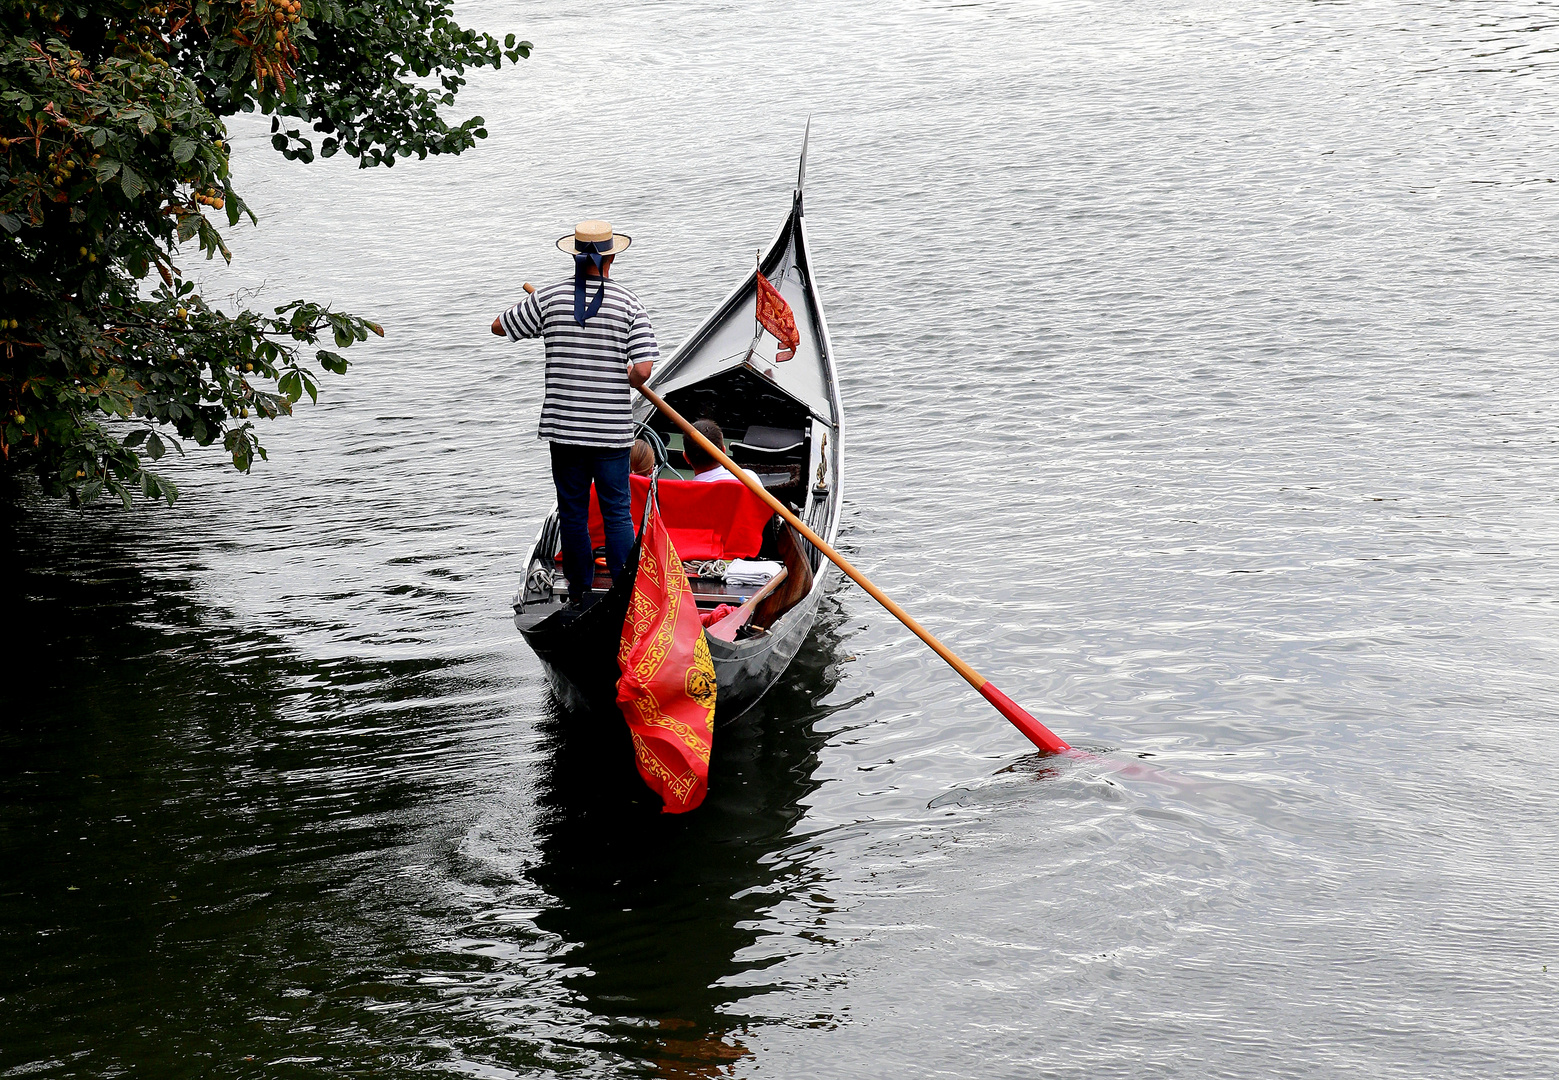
[586,474,771,561]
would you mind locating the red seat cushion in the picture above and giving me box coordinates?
[585,474,771,561]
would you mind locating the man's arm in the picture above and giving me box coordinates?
[625,300,658,391]
[494,282,541,339]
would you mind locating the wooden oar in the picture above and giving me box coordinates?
[636,385,1071,754]
[706,568,788,642]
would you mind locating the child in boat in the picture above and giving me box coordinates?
[630,438,656,477]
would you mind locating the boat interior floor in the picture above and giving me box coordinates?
[543,521,813,639]
[555,567,771,609]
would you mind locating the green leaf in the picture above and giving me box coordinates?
[317,350,350,375]
[96,158,121,181]
[145,432,166,460]
[122,429,148,447]
[177,212,201,243]
[120,165,146,199]
[107,478,132,510]
[172,137,197,164]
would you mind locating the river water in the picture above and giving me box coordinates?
[5,1,1559,1075]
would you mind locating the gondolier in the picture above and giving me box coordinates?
[512,130,845,727]
[492,219,659,607]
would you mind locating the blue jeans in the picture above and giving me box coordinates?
[550,442,634,602]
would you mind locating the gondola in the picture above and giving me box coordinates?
[512,132,843,724]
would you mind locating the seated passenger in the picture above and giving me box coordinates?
[684,419,751,483]
[630,438,656,477]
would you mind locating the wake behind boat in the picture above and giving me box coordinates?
[513,137,843,724]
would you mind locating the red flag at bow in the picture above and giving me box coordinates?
[617,497,717,813]
[755,271,800,362]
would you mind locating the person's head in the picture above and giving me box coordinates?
[630,438,656,477]
[558,220,629,277]
[683,419,725,471]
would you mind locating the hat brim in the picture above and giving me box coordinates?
[557,233,632,256]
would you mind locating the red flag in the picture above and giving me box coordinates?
[755,271,800,362]
[617,498,717,813]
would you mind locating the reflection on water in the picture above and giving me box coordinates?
[0,500,480,1072]
[1,492,849,1076]
[466,613,849,1075]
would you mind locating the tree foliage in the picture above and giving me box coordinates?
[1,1,528,506]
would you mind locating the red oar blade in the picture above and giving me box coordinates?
[978,682,1070,754]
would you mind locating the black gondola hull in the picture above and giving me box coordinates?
[515,562,833,725]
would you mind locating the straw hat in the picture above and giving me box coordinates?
[556,219,632,256]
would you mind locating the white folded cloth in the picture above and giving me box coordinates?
[724,559,783,586]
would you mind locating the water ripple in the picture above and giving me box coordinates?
[5,0,1559,1076]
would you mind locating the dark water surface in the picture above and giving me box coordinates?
[5,1,1559,1075]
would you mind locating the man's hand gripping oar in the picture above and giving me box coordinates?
[635,384,1072,755]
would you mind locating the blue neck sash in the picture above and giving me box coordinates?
[573,239,612,325]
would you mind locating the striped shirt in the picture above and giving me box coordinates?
[501,276,658,448]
